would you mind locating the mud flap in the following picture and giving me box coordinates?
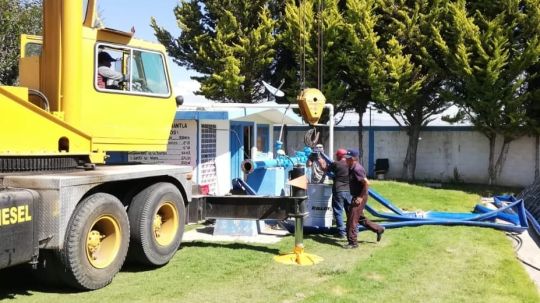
[0,188,39,269]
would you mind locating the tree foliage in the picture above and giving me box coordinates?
[281,0,377,158]
[153,0,540,184]
[0,0,41,85]
[433,0,540,184]
[152,0,277,103]
[281,0,355,114]
[344,0,451,180]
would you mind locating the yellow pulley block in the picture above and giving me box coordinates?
[297,88,326,125]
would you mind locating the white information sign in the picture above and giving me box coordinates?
[128,120,197,167]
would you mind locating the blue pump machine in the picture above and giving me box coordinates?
[241,141,334,195]
[241,141,311,195]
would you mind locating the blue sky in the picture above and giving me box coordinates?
[100,0,207,104]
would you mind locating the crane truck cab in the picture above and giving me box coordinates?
[0,0,191,290]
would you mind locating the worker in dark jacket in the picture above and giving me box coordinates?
[343,149,384,249]
[328,148,350,238]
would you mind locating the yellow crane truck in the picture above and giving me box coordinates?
[0,0,329,290]
[0,0,192,289]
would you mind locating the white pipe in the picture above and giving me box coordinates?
[328,104,334,159]
[180,103,335,159]
[252,121,258,159]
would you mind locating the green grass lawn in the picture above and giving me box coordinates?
[1,181,538,303]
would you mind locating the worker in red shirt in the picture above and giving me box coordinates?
[328,148,350,238]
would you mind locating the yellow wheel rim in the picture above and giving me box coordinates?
[86,215,121,269]
[153,201,179,247]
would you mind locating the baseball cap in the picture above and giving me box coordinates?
[344,149,360,158]
[98,52,116,62]
[336,148,347,158]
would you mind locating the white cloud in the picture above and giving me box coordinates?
[173,80,213,105]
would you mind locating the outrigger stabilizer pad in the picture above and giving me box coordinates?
[273,244,323,266]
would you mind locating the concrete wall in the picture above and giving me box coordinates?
[280,126,539,187]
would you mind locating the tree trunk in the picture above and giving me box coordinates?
[487,134,496,185]
[401,124,421,181]
[493,137,512,182]
[356,106,366,166]
[534,134,540,180]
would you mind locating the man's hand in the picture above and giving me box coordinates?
[352,196,367,206]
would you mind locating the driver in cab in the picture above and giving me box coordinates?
[97,51,129,90]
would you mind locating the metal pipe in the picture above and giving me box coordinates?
[328,104,334,158]
[294,216,304,249]
[241,156,306,174]
[289,166,307,254]
[252,121,257,158]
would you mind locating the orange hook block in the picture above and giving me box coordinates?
[297,88,326,125]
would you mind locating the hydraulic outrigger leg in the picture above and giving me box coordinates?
[273,208,323,266]
[274,167,323,266]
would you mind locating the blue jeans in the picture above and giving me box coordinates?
[332,191,352,236]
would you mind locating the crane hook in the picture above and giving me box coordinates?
[304,127,320,148]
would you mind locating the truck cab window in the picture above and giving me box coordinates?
[25,43,42,57]
[96,44,169,96]
[131,50,169,94]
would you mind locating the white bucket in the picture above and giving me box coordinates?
[305,184,333,227]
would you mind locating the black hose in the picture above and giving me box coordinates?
[506,232,540,272]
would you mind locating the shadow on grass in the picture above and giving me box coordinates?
[0,265,79,299]
[306,234,377,247]
[306,234,343,247]
[121,241,282,273]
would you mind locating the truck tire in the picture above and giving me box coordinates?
[59,193,130,290]
[128,182,185,266]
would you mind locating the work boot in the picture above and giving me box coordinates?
[342,243,358,249]
[376,227,385,242]
[334,233,346,239]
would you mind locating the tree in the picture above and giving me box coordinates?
[337,0,378,162]
[346,0,451,180]
[152,0,277,103]
[433,0,540,184]
[282,0,375,158]
[0,0,41,85]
